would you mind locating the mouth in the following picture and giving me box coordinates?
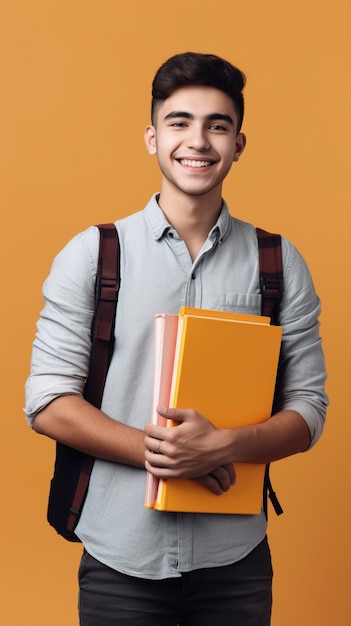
[178,159,215,168]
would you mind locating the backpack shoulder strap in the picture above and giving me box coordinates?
[256,227,284,517]
[66,223,120,535]
[256,227,284,326]
[83,223,120,407]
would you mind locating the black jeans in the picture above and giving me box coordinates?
[78,537,273,626]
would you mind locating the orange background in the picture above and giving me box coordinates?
[1,1,350,624]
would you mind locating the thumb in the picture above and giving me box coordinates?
[157,406,187,424]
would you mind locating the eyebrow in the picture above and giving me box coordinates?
[163,111,234,125]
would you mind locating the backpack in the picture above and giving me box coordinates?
[47,224,283,542]
[47,224,120,541]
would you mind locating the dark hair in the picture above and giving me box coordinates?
[151,52,246,131]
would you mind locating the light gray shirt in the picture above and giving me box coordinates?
[25,194,328,579]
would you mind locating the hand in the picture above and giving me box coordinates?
[144,406,235,493]
[194,464,236,495]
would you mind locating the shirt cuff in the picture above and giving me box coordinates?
[24,374,85,428]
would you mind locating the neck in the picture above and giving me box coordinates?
[157,187,222,260]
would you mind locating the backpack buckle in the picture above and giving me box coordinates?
[259,276,284,300]
[95,274,120,302]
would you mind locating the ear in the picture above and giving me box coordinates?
[145,125,157,155]
[233,132,247,162]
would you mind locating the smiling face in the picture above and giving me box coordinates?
[145,85,246,207]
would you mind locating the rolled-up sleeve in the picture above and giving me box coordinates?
[274,240,328,447]
[25,227,100,427]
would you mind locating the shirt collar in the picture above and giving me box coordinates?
[144,193,232,244]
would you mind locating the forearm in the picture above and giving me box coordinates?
[33,395,146,467]
[220,410,311,465]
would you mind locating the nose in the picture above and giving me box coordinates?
[186,124,211,151]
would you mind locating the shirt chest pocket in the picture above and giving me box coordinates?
[220,293,262,316]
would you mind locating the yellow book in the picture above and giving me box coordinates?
[145,309,268,508]
[155,310,282,514]
[179,306,271,326]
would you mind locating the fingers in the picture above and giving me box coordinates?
[144,435,173,474]
[195,475,225,495]
[194,464,236,495]
[156,406,186,423]
[223,462,236,486]
[209,464,236,491]
[144,434,165,456]
[155,406,203,427]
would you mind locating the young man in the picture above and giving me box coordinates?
[25,53,327,626]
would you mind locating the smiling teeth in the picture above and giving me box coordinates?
[180,159,212,167]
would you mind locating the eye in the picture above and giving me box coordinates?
[170,121,188,128]
[209,124,227,131]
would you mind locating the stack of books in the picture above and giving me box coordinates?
[145,307,282,515]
